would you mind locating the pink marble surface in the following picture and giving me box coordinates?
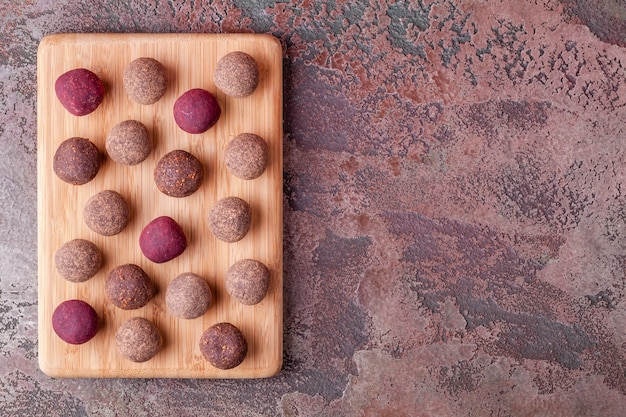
[1,0,625,415]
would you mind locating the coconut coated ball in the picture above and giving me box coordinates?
[115,317,162,362]
[225,259,270,305]
[214,51,259,98]
[55,239,102,283]
[166,273,212,319]
[207,196,252,243]
[123,57,167,105]
[53,137,100,185]
[83,190,129,236]
[106,120,151,166]
[224,133,268,180]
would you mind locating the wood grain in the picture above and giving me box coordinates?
[37,33,283,378]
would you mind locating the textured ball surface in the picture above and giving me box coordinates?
[173,88,221,134]
[55,68,104,116]
[51,299,99,345]
[224,133,268,180]
[214,51,259,98]
[105,264,154,310]
[154,149,204,197]
[55,239,102,283]
[83,190,129,236]
[106,120,151,166]
[139,216,187,263]
[199,322,248,369]
[115,317,162,362]
[166,273,212,319]
[225,259,270,305]
[53,137,100,185]
[123,57,167,105]
[208,196,252,243]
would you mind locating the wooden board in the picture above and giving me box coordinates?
[37,33,283,378]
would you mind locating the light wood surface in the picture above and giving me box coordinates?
[37,33,283,378]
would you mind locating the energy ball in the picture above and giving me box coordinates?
[224,133,268,180]
[173,88,221,134]
[214,51,259,98]
[225,259,270,305]
[199,322,248,370]
[115,317,162,362]
[55,239,102,283]
[105,264,154,310]
[154,150,203,197]
[83,190,129,236]
[53,137,100,185]
[52,299,99,345]
[165,273,211,319]
[106,120,151,166]
[139,216,187,263]
[123,57,167,105]
[55,68,104,116]
[208,196,252,243]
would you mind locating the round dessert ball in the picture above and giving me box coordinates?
[106,120,151,166]
[123,57,167,105]
[173,88,221,134]
[55,68,104,116]
[208,196,252,243]
[52,299,99,345]
[214,51,259,98]
[224,133,268,180]
[55,239,102,283]
[225,259,270,305]
[83,190,129,236]
[105,264,154,310]
[139,216,187,263]
[199,322,248,370]
[166,273,212,319]
[53,137,100,185]
[154,150,204,197]
[115,317,162,362]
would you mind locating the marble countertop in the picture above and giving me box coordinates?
[1,1,625,415]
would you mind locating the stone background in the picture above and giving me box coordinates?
[1,0,625,415]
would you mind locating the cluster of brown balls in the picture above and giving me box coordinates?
[51,52,271,369]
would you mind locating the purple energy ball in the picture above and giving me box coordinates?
[173,88,221,134]
[55,68,104,116]
[139,216,187,263]
[51,299,99,345]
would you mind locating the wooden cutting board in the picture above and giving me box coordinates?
[37,33,283,378]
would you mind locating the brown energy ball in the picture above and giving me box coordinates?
[115,317,162,362]
[53,137,100,185]
[83,190,129,236]
[165,273,212,319]
[225,259,270,305]
[214,51,259,98]
[123,57,167,105]
[105,264,154,310]
[55,68,104,116]
[154,150,204,197]
[106,120,151,165]
[54,239,102,283]
[52,299,99,345]
[199,322,248,369]
[208,196,252,243]
[224,133,268,180]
